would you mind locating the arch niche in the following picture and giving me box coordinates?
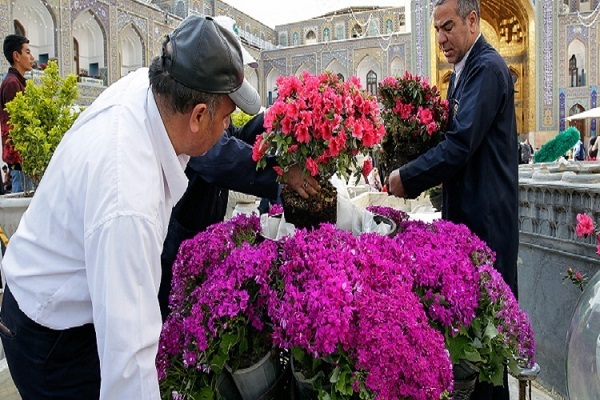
[430,0,535,135]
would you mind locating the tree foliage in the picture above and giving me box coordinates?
[5,60,80,188]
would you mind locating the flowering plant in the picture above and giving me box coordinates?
[398,219,536,385]
[252,71,386,180]
[156,215,279,398]
[378,71,450,176]
[158,210,535,399]
[268,224,454,399]
[568,212,600,291]
[575,213,600,255]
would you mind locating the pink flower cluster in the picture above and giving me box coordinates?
[252,71,386,179]
[575,213,600,256]
[378,71,449,156]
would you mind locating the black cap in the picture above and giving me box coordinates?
[162,15,260,114]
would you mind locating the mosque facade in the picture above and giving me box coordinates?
[0,0,598,146]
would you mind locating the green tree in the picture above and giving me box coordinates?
[5,60,80,189]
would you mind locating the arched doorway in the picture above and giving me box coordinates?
[568,104,585,142]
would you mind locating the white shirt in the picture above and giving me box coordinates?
[2,68,189,399]
[453,33,482,88]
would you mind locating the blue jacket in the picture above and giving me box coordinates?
[399,36,519,293]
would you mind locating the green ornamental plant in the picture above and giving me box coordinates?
[5,60,80,189]
[533,126,580,163]
[231,109,255,128]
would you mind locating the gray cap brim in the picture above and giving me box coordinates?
[241,46,258,69]
[229,78,261,115]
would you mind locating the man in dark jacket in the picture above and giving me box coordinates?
[388,1,518,398]
[0,34,34,193]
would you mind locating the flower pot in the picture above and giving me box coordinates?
[217,369,243,400]
[452,360,479,400]
[0,193,32,239]
[227,350,283,400]
[290,357,320,400]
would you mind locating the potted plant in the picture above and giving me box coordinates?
[251,71,386,229]
[0,60,80,237]
[378,71,450,181]
[157,215,283,399]
[399,218,536,395]
[4,60,80,190]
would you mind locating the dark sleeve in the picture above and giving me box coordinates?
[0,78,22,107]
[399,62,508,198]
[186,132,279,200]
[0,78,21,127]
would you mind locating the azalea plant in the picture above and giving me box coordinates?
[158,210,536,399]
[569,212,600,291]
[378,71,450,177]
[252,71,386,181]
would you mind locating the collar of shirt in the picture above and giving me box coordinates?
[453,33,482,86]
[145,87,189,206]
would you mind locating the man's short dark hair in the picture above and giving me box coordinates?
[433,0,480,21]
[148,52,222,117]
[3,34,29,65]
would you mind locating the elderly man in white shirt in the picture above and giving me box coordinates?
[0,15,260,399]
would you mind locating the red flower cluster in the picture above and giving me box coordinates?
[378,71,450,169]
[252,71,386,179]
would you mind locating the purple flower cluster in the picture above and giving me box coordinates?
[397,220,489,329]
[366,205,409,229]
[157,207,536,398]
[268,224,360,356]
[157,215,276,392]
[354,233,453,399]
[479,265,536,367]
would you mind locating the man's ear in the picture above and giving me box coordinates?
[190,103,208,133]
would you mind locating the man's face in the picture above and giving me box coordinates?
[190,95,235,157]
[433,0,478,65]
[14,43,34,72]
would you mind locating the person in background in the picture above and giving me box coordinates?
[0,16,260,399]
[1,164,11,193]
[573,135,585,161]
[387,1,517,398]
[519,138,533,164]
[0,34,34,193]
[589,136,598,161]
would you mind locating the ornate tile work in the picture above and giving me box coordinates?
[413,0,426,76]
[291,54,316,74]
[541,0,555,128]
[117,11,148,36]
[263,58,287,77]
[72,0,110,28]
[322,50,350,72]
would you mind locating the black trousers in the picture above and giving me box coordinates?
[471,368,510,400]
[0,286,101,399]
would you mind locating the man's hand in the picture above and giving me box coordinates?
[388,169,406,198]
[282,165,320,198]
